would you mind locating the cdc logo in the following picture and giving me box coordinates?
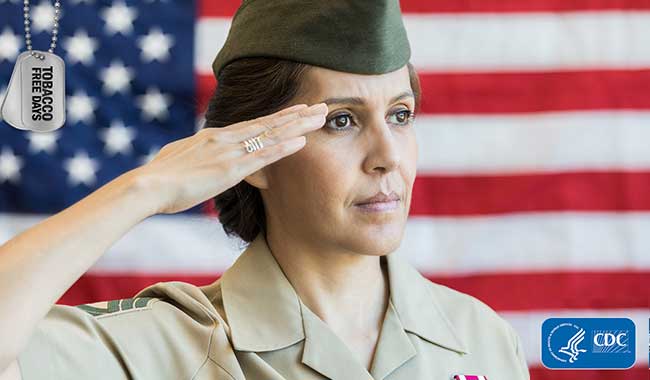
[593,330,630,353]
[542,318,636,369]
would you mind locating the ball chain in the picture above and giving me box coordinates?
[23,0,61,60]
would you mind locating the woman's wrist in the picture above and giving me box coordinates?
[102,168,166,221]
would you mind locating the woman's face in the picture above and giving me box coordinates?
[257,64,418,256]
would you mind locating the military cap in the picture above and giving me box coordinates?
[211,0,412,79]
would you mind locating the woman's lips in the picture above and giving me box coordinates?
[354,200,400,212]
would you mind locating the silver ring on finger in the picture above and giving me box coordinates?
[242,126,275,154]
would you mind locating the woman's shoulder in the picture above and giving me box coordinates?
[46,279,232,364]
[18,279,236,380]
[69,279,224,324]
[426,280,504,320]
[424,279,520,345]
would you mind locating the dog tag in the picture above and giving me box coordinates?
[21,50,66,132]
[1,51,29,130]
[1,50,66,132]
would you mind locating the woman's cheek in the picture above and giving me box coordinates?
[404,132,418,180]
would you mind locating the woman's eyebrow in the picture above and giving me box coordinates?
[320,90,414,106]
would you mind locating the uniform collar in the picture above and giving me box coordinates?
[219,232,469,356]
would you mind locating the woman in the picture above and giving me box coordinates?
[0,1,530,379]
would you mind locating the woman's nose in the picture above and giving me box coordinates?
[361,121,401,175]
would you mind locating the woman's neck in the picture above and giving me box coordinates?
[265,230,390,340]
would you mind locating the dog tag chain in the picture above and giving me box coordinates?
[1,0,65,132]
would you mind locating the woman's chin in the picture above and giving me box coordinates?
[343,223,405,255]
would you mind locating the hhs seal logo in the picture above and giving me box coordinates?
[547,322,587,363]
[542,318,636,369]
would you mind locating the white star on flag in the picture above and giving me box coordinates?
[0,146,24,184]
[63,151,100,187]
[99,120,137,155]
[100,0,138,36]
[31,0,59,33]
[26,130,60,154]
[62,29,99,65]
[99,60,135,95]
[136,87,171,121]
[0,27,21,62]
[137,27,174,63]
[67,91,97,124]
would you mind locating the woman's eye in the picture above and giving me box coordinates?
[325,109,416,132]
[325,113,355,131]
[390,109,415,126]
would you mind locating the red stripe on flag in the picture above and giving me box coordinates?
[56,271,649,311]
[529,366,646,380]
[56,274,222,306]
[198,0,650,17]
[197,70,650,115]
[430,271,650,312]
[411,171,650,216]
[399,0,650,13]
[197,1,241,17]
[417,69,650,114]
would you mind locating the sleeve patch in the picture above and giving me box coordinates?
[76,297,157,316]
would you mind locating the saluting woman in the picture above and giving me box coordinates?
[0,0,531,379]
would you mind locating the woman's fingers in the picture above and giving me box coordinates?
[227,103,310,131]
[227,104,328,178]
[237,103,328,143]
[275,103,309,115]
[229,103,327,136]
[237,136,308,177]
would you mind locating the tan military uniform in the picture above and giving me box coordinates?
[17,232,531,380]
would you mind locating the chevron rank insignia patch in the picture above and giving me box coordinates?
[76,297,157,316]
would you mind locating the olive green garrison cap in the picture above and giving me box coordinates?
[211,0,412,80]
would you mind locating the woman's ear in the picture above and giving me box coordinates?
[243,168,270,190]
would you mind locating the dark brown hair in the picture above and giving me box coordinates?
[203,57,421,243]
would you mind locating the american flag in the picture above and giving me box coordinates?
[0,1,648,379]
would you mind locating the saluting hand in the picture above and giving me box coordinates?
[132,102,328,215]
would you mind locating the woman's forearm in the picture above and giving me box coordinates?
[0,169,160,370]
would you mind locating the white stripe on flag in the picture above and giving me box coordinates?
[402,212,650,275]
[414,111,650,174]
[195,12,650,74]
[195,18,232,75]
[404,11,650,71]
[2,212,649,274]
